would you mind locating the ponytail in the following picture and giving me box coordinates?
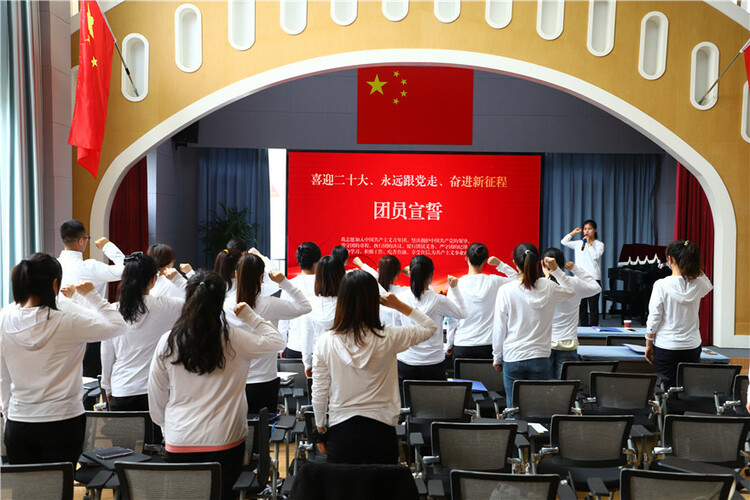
[666,240,701,282]
[163,271,232,375]
[409,255,434,301]
[236,253,264,309]
[11,253,62,310]
[513,243,540,289]
[213,248,242,291]
[118,253,158,323]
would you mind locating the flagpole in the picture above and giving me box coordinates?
[94,0,139,97]
[697,37,750,106]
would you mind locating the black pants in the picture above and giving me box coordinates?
[327,416,398,465]
[397,359,446,404]
[167,442,245,500]
[245,378,280,415]
[109,394,162,444]
[5,413,86,465]
[283,347,302,359]
[579,281,601,326]
[653,345,701,389]
[452,345,493,360]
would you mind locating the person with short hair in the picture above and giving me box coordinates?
[279,242,321,359]
[226,237,249,253]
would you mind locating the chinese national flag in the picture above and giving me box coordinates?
[357,67,473,145]
[68,0,115,178]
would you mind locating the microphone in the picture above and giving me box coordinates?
[581,237,587,251]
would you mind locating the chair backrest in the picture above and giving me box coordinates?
[278,359,308,390]
[289,462,419,500]
[551,415,633,467]
[0,462,74,500]
[431,422,517,472]
[733,375,749,416]
[115,462,222,500]
[560,361,618,396]
[404,381,472,419]
[606,335,646,347]
[454,358,504,394]
[620,469,736,500]
[450,470,559,500]
[663,415,750,468]
[512,380,579,422]
[676,363,741,398]
[590,372,656,410]
[244,407,270,488]
[82,411,151,453]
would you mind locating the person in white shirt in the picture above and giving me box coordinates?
[101,253,184,417]
[492,243,576,407]
[148,271,285,500]
[1,253,127,465]
[541,247,602,378]
[279,242,321,359]
[446,243,518,360]
[303,256,346,375]
[353,254,408,327]
[395,255,466,384]
[228,253,312,414]
[312,270,436,464]
[561,220,605,327]
[645,240,713,389]
[147,243,194,298]
[58,219,126,377]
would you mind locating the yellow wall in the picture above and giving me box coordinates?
[72,0,749,336]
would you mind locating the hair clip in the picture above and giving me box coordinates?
[199,281,206,287]
[222,249,229,254]
[524,249,530,255]
[684,240,689,246]
[124,251,144,263]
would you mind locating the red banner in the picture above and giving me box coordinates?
[357,67,473,145]
[286,152,541,288]
[68,0,115,178]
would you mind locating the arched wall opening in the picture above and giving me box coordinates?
[89,49,738,346]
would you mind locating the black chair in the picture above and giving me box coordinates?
[449,470,569,500]
[278,359,308,416]
[234,408,278,500]
[663,363,742,415]
[288,462,419,500]
[560,360,618,399]
[719,375,749,417]
[419,422,519,498]
[453,358,505,418]
[501,380,580,425]
[605,335,647,347]
[536,415,636,499]
[620,468,737,500]
[585,372,659,431]
[649,415,750,472]
[0,462,75,500]
[115,462,222,500]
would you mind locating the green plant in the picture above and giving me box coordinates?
[197,203,257,262]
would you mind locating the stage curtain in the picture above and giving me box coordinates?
[540,153,660,316]
[107,158,149,300]
[198,148,271,264]
[674,163,714,345]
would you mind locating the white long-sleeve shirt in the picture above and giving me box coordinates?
[58,242,126,298]
[101,294,184,397]
[303,295,338,370]
[312,308,436,429]
[150,272,189,299]
[646,274,713,350]
[395,287,467,366]
[550,265,602,343]
[0,291,127,422]
[148,307,285,449]
[446,262,518,349]
[224,278,311,383]
[492,269,576,364]
[352,263,406,326]
[279,274,316,351]
[561,234,605,281]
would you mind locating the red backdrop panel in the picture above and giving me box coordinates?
[287,152,541,288]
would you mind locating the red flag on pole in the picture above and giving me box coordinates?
[68,0,115,179]
[743,38,750,86]
[357,66,473,145]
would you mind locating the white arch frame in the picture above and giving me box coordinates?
[89,49,739,347]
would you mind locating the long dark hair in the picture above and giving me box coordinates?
[377,255,401,291]
[118,253,158,323]
[409,255,434,300]
[163,271,232,374]
[147,243,175,270]
[214,248,242,291]
[666,240,701,281]
[11,253,62,310]
[513,243,540,289]
[236,254,264,309]
[314,256,345,297]
[332,270,384,346]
